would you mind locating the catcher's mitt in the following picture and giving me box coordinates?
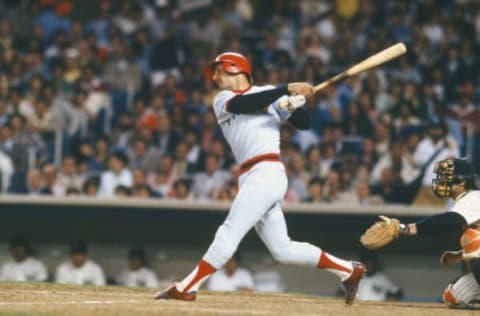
[360,216,401,250]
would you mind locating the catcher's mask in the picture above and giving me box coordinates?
[432,158,476,198]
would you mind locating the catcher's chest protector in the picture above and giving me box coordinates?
[467,259,480,286]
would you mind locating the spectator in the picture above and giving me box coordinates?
[127,138,162,173]
[206,253,255,292]
[370,167,408,204]
[191,154,230,200]
[97,151,132,198]
[0,149,13,192]
[170,178,193,200]
[66,187,82,196]
[57,156,86,192]
[41,164,65,196]
[26,168,43,195]
[370,141,419,186]
[115,247,159,288]
[304,177,325,203]
[114,184,132,197]
[55,240,106,286]
[83,178,99,197]
[288,151,310,200]
[412,118,459,206]
[355,179,382,205]
[0,236,48,282]
[0,0,477,207]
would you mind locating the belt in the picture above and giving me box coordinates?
[239,153,281,175]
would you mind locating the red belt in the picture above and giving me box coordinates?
[239,153,281,175]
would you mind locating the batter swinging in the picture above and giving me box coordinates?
[154,52,365,304]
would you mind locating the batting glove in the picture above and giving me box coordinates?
[287,95,306,112]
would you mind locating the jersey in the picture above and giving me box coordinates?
[357,272,401,301]
[448,191,480,226]
[206,267,255,291]
[0,257,48,282]
[55,259,106,286]
[116,267,160,288]
[212,85,291,163]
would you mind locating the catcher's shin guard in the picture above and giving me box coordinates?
[443,284,457,308]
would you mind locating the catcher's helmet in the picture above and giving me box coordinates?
[204,52,252,81]
[432,158,476,198]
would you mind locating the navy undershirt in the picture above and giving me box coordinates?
[226,85,310,130]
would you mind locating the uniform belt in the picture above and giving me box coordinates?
[239,153,281,175]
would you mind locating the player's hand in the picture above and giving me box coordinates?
[440,250,464,266]
[287,83,314,99]
[286,95,306,112]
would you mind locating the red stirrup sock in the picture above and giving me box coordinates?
[176,260,217,293]
[317,251,353,281]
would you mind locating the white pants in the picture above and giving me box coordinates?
[203,162,321,268]
[446,272,480,307]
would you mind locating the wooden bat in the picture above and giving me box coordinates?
[280,42,407,109]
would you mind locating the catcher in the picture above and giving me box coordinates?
[361,158,480,309]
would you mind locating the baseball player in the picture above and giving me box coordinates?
[154,52,365,304]
[361,158,480,309]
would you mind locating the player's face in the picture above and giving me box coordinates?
[71,253,87,267]
[212,65,236,90]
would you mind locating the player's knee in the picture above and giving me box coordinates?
[442,284,458,308]
[270,246,293,264]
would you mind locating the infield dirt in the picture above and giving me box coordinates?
[0,282,475,316]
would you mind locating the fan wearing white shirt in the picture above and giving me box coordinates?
[0,236,48,282]
[97,151,133,198]
[116,247,159,288]
[55,240,106,286]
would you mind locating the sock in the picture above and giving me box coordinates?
[317,251,353,281]
[176,260,217,293]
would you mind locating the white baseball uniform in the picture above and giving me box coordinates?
[206,267,255,291]
[175,85,355,294]
[55,259,106,286]
[0,257,48,282]
[446,191,480,305]
[116,267,160,288]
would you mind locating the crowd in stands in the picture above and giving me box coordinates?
[0,0,478,205]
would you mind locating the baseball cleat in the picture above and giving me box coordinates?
[153,283,196,301]
[342,261,366,305]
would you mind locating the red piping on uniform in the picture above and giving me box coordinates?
[239,153,281,175]
[317,252,352,273]
[233,85,252,94]
[225,86,252,112]
[183,260,216,293]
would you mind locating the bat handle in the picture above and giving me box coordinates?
[313,81,330,93]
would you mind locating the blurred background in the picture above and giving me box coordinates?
[0,0,479,303]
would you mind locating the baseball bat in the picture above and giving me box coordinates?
[313,42,407,93]
[280,42,407,109]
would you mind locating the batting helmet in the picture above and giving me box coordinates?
[204,52,252,81]
[432,158,476,198]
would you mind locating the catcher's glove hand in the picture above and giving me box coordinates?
[360,215,401,250]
